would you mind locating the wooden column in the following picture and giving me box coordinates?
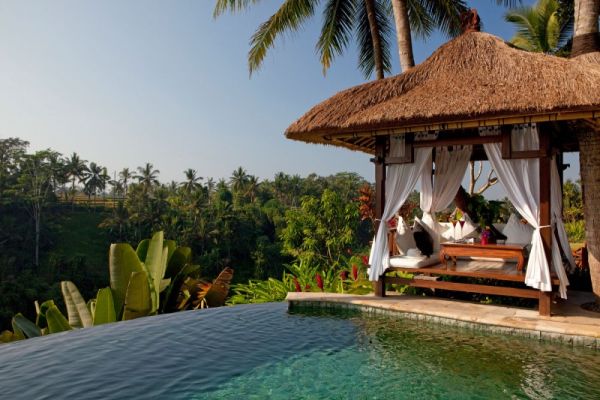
[373,135,388,297]
[538,126,553,316]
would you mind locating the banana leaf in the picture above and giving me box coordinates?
[144,232,167,312]
[135,239,150,262]
[165,246,192,278]
[94,288,116,325]
[87,299,96,318]
[109,243,144,318]
[35,299,55,329]
[46,305,72,334]
[12,313,41,338]
[195,267,234,308]
[122,271,152,320]
[0,330,19,343]
[61,281,93,328]
[164,240,176,264]
[162,264,201,313]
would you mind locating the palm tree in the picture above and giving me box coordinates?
[504,0,572,54]
[246,175,260,203]
[573,0,600,303]
[82,162,110,201]
[230,166,249,194]
[182,168,203,193]
[214,0,393,79]
[135,163,160,194]
[66,152,87,202]
[119,167,133,196]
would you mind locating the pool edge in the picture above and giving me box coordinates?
[286,292,600,350]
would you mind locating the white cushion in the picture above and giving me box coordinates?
[502,214,534,246]
[394,216,416,255]
[440,215,478,241]
[388,252,440,268]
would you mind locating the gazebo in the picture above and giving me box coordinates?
[285,28,600,316]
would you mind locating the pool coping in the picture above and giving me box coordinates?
[286,291,600,349]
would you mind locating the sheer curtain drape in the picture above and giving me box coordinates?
[480,124,569,298]
[420,145,472,245]
[368,134,432,281]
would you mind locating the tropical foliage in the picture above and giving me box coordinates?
[505,0,573,54]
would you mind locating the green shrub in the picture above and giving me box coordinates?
[565,220,585,243]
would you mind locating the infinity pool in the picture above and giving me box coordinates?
[1,303,599,399]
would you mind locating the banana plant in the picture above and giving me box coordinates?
[176,267,234,310]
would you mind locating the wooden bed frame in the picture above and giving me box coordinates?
[383,261,558,316]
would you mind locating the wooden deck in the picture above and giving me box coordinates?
[388,259,561,285]
[384,259,557,315]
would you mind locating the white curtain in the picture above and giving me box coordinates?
[420,145,472,245]
[368,134,432,281]
[480,124,569,298]
[552,158,576,273]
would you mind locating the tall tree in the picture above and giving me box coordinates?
[135,163,160,194]
[0,138,28,201]
[119,167,133,196]
[82,163,110,200]
[16,150,60,266]
[182,168,203,193]
[573,0,600,303]
[230,166,249,194]
[65,152,87,202]
[504,0,572,53]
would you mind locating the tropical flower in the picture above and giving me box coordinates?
[316,273,324,291]
[361,255,369,265]
[293,277,302,292]
[340,270,348,280]
[352,264,358,281]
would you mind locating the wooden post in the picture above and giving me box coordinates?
[538,126,553,316]
[373,135,388,297]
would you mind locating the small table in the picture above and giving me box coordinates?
[440,242,527,271]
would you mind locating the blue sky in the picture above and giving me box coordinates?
[0,0,579,198]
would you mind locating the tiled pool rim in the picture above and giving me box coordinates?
[286,292,600,350]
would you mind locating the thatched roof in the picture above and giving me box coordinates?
[286,32,600,154]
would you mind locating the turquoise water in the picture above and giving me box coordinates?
[1,303,599,399]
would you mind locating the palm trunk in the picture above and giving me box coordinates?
[578,130,600,302]
[573,0,600,303]
[572,0,600,57]
[390,0,415,71]
[363,0,385,79]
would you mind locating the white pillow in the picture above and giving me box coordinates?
[502,214,534,245]
[394,216,416,255]
[440,214,478,241]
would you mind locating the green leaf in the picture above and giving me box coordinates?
[0,330,19,343]
[46,305,72,334]
[164,240,176,264]
[61,281,93,328]
[144,231,167,313]
[36,299,55,329]
[162,264,201,313]
[12,314,41,338]
[136,239,150,262]
[122,271,152,320]
[159,278,171,293]
[165,246,192,278]
[94,288,116,325]
[109,243,144,318]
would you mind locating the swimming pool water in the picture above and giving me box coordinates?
[1,303,599,399]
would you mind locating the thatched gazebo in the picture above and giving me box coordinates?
[286,30,600,316]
